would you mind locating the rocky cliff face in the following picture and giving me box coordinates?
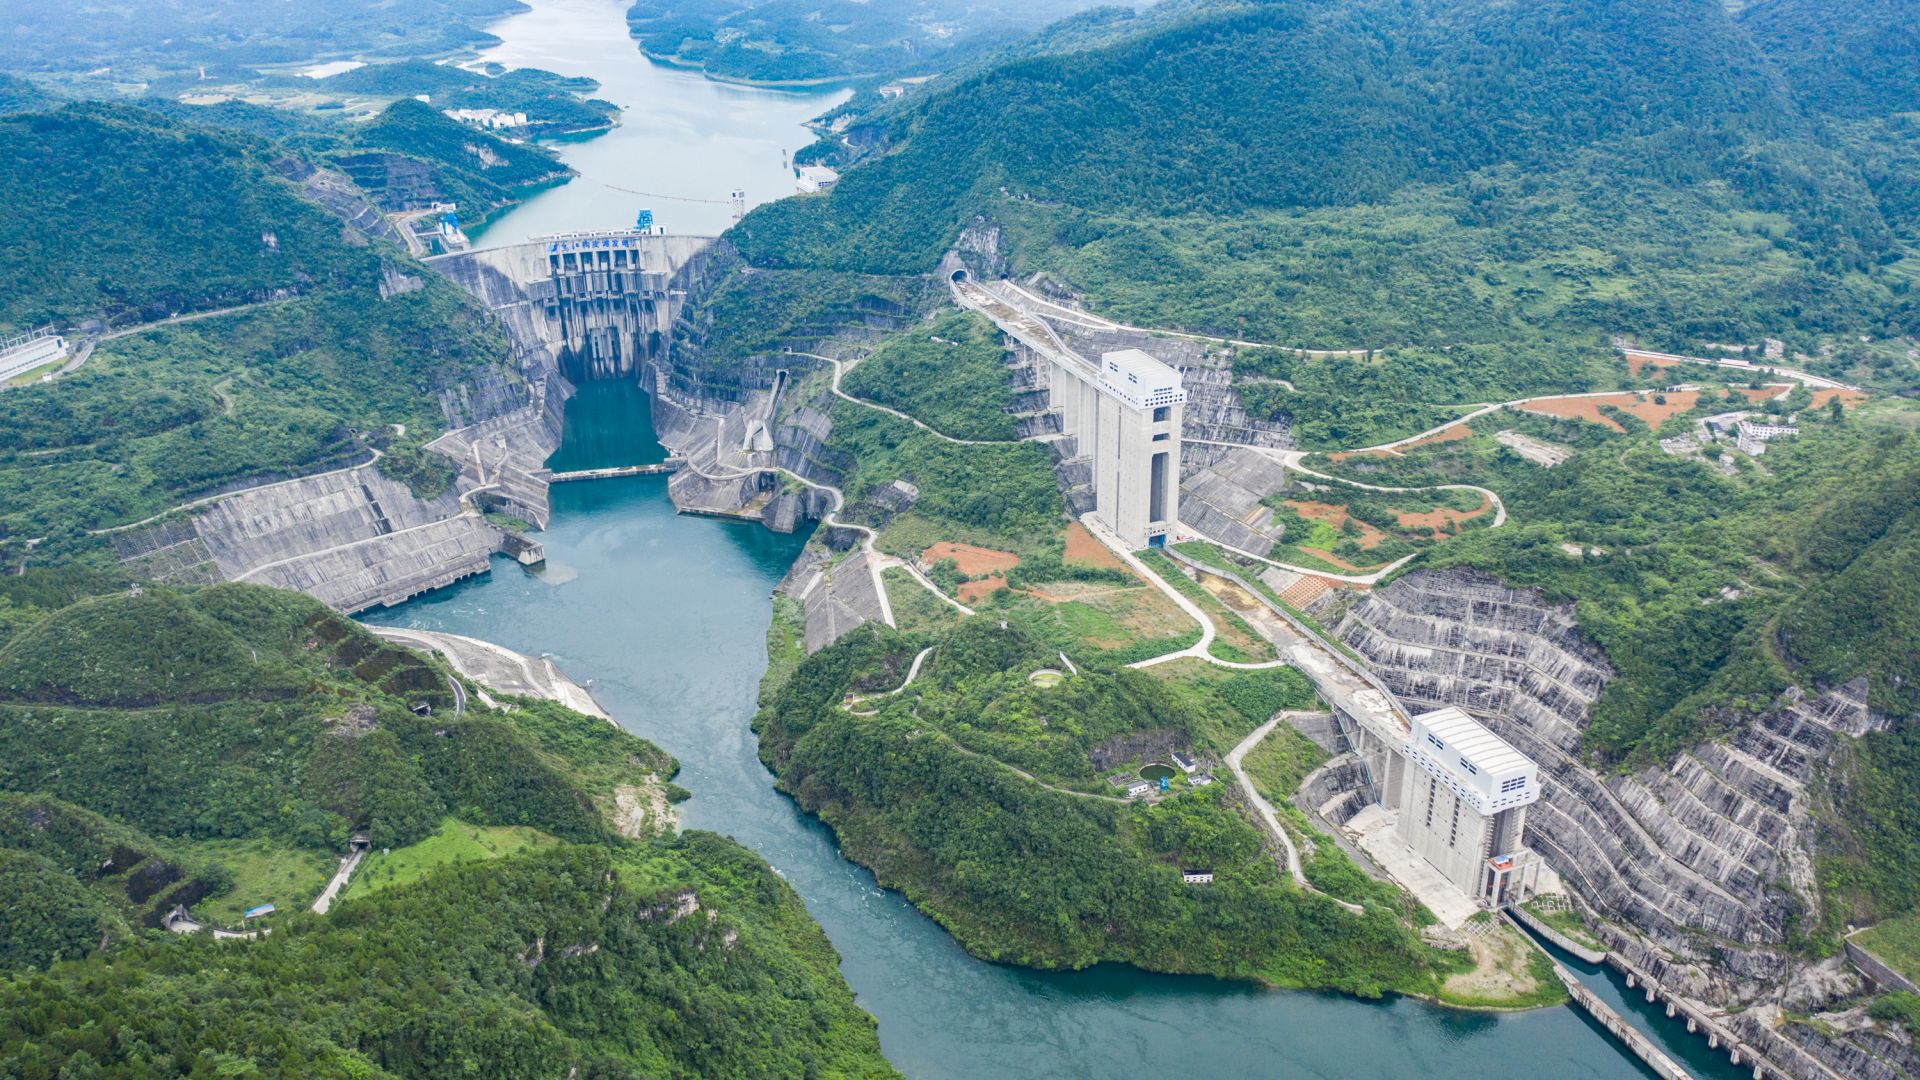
[1337,568,1903,1079]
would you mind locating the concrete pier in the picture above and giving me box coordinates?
[1551,964,1694,1080]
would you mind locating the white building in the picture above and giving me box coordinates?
[1051,348,1187,549]
[877,83,906,99]
[1736,418,1798,455]
[1395,707,1542,908]
[443,107,528,131]
[1182,871,1215,885]
[795,165,840,193]
[0,327,68,384]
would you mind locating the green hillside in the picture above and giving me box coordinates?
[331,98,572,219]
[0,0,525,80]
[756,617,1438,994]
[316,61,618,135]
[0,582,894,1077]
[0,73,53,115]
[3,839,894,1079]
[729,0,1915,378]
[0,103,522,549]
[0,104,368,329]
[1739,0,1920,119]
[0,585,634,850]
[626,0,1110,82]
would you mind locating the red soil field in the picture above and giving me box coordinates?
[1520,391,1700,432]
[1062,522,1125,569]
[922,542,1020,576]
[957,578,1008,603]
[1396,493,1492,531]
[1623,351,1682,377]
[1808,388,1869,410]
[1399,423,1473,451]
[1283,500,1387,549]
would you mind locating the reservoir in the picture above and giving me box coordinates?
[469,0,848,243]
[370,3,1750,1075]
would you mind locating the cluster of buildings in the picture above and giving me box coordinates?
[442,107,529,131]
[1661,409,1803,462]
[1703,411,1801,456]
[1733,417,1799,455]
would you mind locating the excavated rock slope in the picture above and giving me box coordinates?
[1338,569,1898,1079]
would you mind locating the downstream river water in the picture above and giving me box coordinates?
[368,4,1750,1075]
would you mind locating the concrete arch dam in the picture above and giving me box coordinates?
[428,232,720,384]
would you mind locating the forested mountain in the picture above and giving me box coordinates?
[756,617,1439,995]
[337,98,573,217]
[0,581,894,1078]
[0,104,364,329]
[0,73,52,115]
[625,0,1120,82]
[0,0,524,80]
[0,102,559,550]
[1739,0,1920,118]
[312,60,619,136]
[731,0,1917,370]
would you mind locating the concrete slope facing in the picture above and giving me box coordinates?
[196,465,505,613]
[1336,568,1890,1080]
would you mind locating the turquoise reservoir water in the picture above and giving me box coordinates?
[361,387,1748,1078]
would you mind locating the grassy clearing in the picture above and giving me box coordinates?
[1856,914,1920,983]
[1433,923,1571,1010]
[1522,896,1607,952]
[189,838,337,924]
[882,567,964,637]
[1241,726,1330,804]
[1137,548,1274,663]
[347,818,560,900]
[876,510,1063,564]
[982,584,1200,666]
[759,596,809,708]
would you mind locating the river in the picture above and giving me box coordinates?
[367,3,1749,1075]
[469,0,848,243]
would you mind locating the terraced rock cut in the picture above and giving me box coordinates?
[1335,568,1893,1076]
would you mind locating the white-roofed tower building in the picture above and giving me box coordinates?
[1395,706,1543,908]
[1079,348,1184,549]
